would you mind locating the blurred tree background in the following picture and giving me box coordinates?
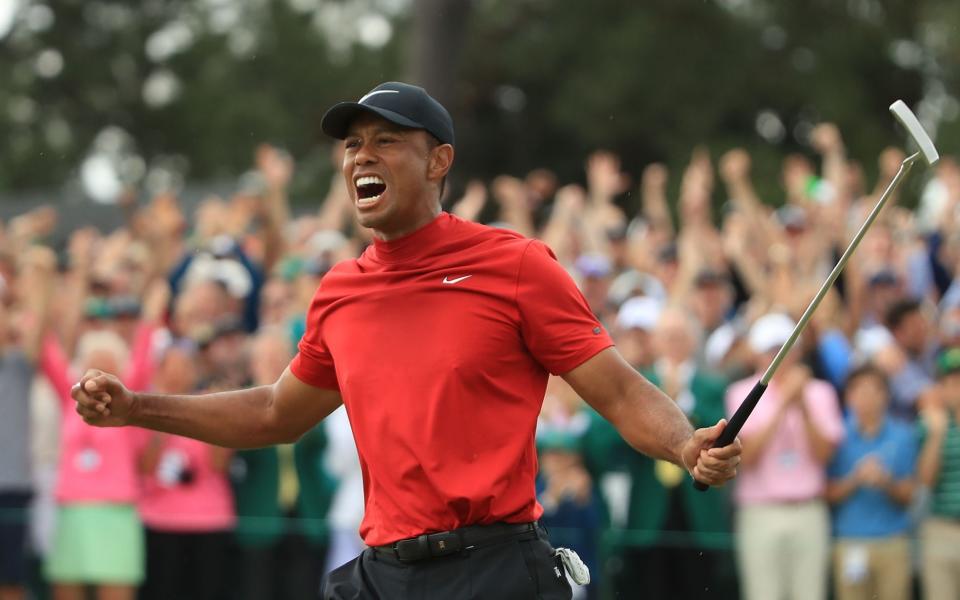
[0,0,957,208]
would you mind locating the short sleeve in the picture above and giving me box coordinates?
[289,296,340,391]
[515,241,613,375]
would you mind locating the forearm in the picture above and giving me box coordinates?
[801,407,836,464]
[607,375,694,465]
[500,205,535,239]
[918,435,945,487]
[883,479,914,506]
[260,186,291,272]
[130,385,294,449]
[642,186,673,236]
[826,476,859,504]
[61,269,91,355]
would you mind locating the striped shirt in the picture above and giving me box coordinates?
[922,416,960,518]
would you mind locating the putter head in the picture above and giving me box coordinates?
[889,100,940,165]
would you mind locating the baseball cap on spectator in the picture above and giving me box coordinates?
[694,268,730,288]
[85,297,114,320]
[575,253,613,279]
[776,204,808,233]
[184,253,253,299]
[321,82,455,147]
[606,223,629,242]
[748,313,795,354]
[853,325,894,360]
[657,242,678,264]
[936,348,960,378]
[616,296,663,332]
[109,295,142,319]
[608,270,667,306]
[308,230,348,256]
[867,268,900,288]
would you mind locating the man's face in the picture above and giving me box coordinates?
[692,283,730,330]
[895,310,929,354]
[940,373,960,409]
[654,314,694,364]
[846,372,888,424]
[615,328,654,369]
[342,113,449,239]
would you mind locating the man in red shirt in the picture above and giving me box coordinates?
[72,82,742,599]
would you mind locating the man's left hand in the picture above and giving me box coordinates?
[680,419,742,487]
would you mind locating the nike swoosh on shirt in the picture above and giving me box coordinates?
[442,275,472,285]
[359,90,400,104]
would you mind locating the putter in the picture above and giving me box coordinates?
[693,100,940,491]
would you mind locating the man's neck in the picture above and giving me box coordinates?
[372,205,441,242]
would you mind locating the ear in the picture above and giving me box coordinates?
[427,144,454,183]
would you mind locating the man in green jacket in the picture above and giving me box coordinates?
[612,307,735,599]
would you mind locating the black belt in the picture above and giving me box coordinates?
[373,522,539,563]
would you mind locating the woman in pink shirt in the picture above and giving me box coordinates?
[138,342,235,600]
[42,321,158,600]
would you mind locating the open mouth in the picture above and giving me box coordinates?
[355,175,387,207]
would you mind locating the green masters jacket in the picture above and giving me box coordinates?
[621,368,732,549]
[232,423,337,547]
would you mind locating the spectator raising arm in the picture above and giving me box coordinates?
[255,144,294,274]
[492,175,535,239]
[640,162,674,238]
[540,184,585,263]
[918,402,949,487]
[450,180,487,223]
[19,244,57,362]
[60,227,98,356]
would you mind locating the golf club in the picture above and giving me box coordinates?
[693,100,940,491]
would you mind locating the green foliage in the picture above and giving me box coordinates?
[0,0,956,211]
[456,0,950,208]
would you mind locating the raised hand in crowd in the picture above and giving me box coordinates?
[540,184,586,263]
[451,179,487,222]
[18,244,58,362]
[586,150,630,206]
[640,162,673,238]
[255,144,294,272]
[492,174,535,238]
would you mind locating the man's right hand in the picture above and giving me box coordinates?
[71,369,137,427]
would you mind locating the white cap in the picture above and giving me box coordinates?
[616,296,663,332]
[748,313,796,354]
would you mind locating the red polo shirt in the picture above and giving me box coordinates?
[290,212,613,545]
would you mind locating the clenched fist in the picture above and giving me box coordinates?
[680,419,743,487]
[71,369,138,427]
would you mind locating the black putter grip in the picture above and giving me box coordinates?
[692,381,768,491]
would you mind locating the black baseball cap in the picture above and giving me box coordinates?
[321,82,455,147]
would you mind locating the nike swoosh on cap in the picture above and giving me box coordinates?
[359,89,400,104]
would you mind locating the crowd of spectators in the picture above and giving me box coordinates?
[0,123,958,600]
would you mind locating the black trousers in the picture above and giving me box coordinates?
[140,529,231,600]
[237,534,327,600]
[322,529,572,600]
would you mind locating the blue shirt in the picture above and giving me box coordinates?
[828,414,918,537]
